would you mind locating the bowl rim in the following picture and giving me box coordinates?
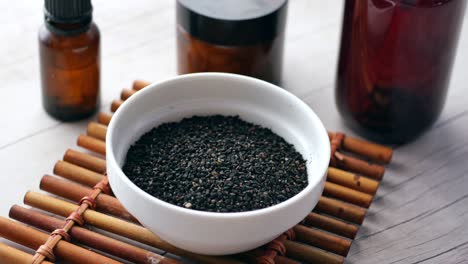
[107,72,331,219]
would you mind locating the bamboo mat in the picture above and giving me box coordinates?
[0,80,393,264]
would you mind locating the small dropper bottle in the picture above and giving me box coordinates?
[39,0,100,121]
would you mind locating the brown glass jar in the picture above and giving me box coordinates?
[336,0,466,143]
[39,0,100,121]
[176,0,287,85]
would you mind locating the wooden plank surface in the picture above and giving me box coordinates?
[1,1,468,263]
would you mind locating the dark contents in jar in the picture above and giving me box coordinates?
[335,0,466,143]
[123,115,308,213]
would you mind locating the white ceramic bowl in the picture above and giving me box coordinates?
[107,73,330,255]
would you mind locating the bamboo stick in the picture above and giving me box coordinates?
[323,181,373,208]
[0,216,121,264]
[328,132,393,164]
[333,152,385,180]
[9,205,179,264]
[121,88,137,100]
[54,160,103,187]
[23,192,243,264]
[0,242,53,264]
[274,257,301,264]
[315,197,366,225]
[98,112,112,126]
[111,99,124,112]
[327,167,379,195]
[293,225,351,256]
[87,122,107,141]
[303,212,358,239]
[77,134,106,155]
[63,149,106,173]
[284,240,344,264]
[238,249,301,264]
[40,175,135,222]
[133,79,151,91]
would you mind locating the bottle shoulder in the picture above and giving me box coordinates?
[39,22,100,48]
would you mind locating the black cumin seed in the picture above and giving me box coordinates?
[123,115,308,213]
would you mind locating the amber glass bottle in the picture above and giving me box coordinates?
[336,0,466,143]
[39,0,100,121]
[176,0,287,85]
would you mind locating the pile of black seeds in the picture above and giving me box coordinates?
[123,115,308,213]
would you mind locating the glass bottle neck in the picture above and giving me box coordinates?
[45,16,92,36]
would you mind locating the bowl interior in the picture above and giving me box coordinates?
[108,73,330,215]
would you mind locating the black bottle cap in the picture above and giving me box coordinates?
[44,0,93,35]
[177,0,288,46]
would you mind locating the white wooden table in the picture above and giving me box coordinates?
[1,1,468,263]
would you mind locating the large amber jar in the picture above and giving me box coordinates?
[39,0,100,121]
[176,0,287,85]
[336,0,466,143]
